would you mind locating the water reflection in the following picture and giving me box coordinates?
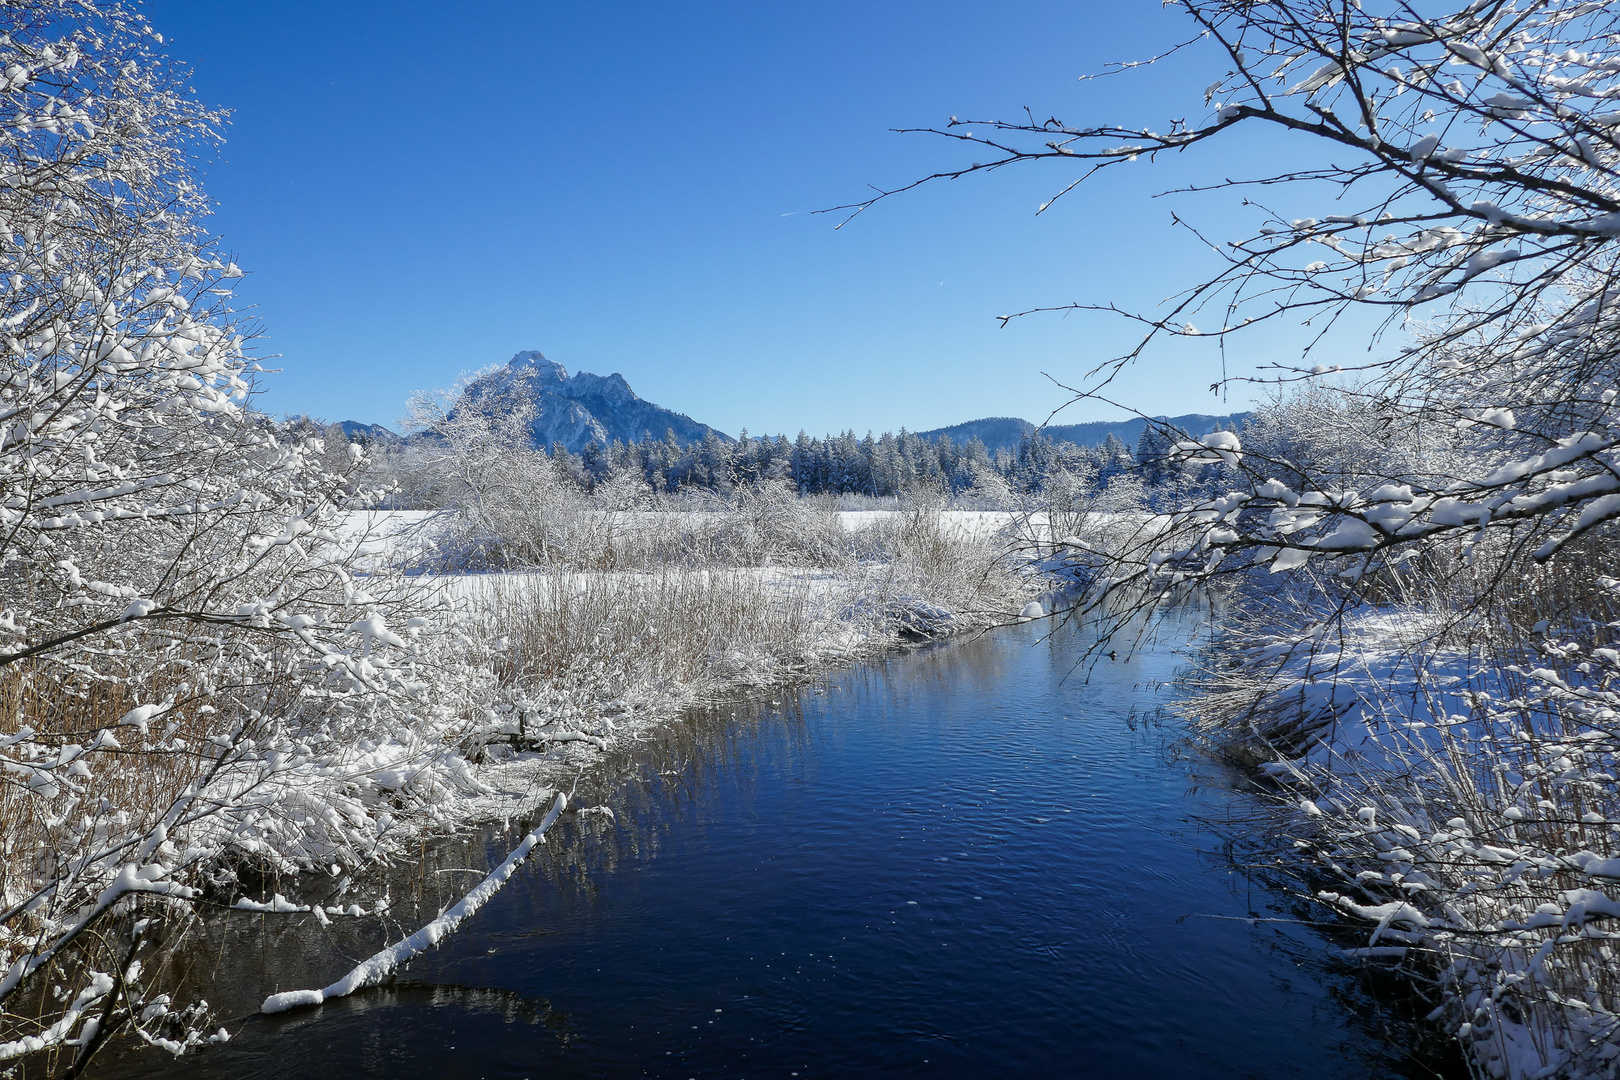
[110,614,1461,1080]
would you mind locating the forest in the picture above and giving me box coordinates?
[336,419,1145,502]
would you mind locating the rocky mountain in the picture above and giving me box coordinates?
[335,420,405,448]
[451,350,729,453]
[917,412,1250,452]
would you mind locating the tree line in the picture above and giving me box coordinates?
[343,417,1164,504]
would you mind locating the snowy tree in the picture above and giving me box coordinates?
[1135,423,1174,487]
[835,0,1620,588]
[0,4,444,1067]
[401,383,593,567]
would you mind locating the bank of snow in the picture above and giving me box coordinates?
[1192,602,1620,1080]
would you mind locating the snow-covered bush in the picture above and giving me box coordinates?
[396,385,595,569]
[847,507,1036,620]
[678,481,849,567]
[1179,561,1620,1079]
[0,4,460,1068]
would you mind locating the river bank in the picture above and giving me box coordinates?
[1179,585,1620,1080]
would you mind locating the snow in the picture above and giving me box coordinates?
[1216,599,1620,1078]
[325,508,446,569]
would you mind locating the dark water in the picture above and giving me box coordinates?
[119,615,1457,1079]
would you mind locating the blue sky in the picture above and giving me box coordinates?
[146,1,1368,437]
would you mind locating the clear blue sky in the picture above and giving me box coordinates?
[145,1,1351,436]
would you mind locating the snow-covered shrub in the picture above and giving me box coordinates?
[848,508,1035,620]
[685,481,849,567]
[1237,384,1462,498]
[1180,555,1620,1079]
[950,460,1021,511]
[397,388,594,569]
[0,4,460,1067]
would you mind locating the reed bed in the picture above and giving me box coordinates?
[446,506,1047,763]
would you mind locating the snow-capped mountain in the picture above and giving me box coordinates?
[452,350,729,452]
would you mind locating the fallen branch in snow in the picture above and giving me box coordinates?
[260,791,568,1014]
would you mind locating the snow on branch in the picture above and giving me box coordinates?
[829,0,1620,402]
[262,792,569,1014]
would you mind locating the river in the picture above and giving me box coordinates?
[114,613,1460,1079]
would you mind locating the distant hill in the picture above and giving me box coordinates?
[914,417,1036,449]
[918,412,1250,452]
[335,420,404,448]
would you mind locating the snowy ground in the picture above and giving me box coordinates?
[833,509,1048,538]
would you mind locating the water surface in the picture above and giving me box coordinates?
[121,615,1456,1079]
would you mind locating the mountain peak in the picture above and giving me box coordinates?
[507,349,568,384]
[452,350,728,452]
[563,370,638,405]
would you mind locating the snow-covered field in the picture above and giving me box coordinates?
[834,509,1044,538]
[328,507,447,568]
[334,508,1055,552]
